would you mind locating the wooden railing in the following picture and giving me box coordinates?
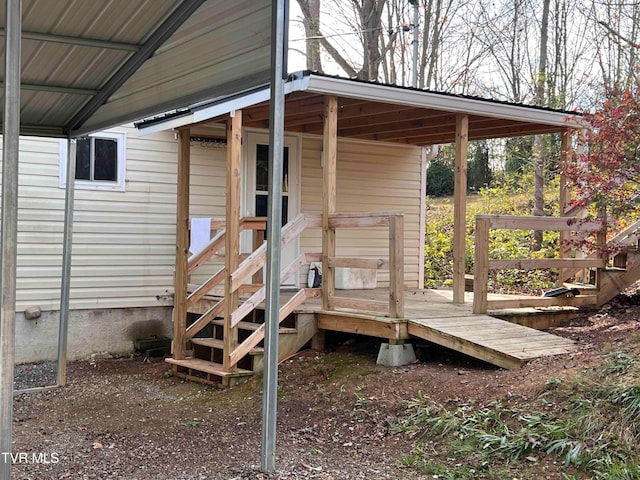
[323,211,405,318]
[473,214,605,314]
[181,216,267,341]
[225,213,322,369]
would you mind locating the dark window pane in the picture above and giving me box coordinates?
[283,147,289,192]
[75,138,91,180]
[256,144,269,191]
[94,138,118,181]
[255,194,268,217]
[256,144,289,191]
[282,195,288,225]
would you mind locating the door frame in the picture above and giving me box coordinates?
[241,128,302,286]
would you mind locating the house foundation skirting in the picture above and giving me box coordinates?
[15,306,172,364]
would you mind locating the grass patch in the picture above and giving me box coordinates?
[395,345,640,479]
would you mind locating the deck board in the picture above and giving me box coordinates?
[295,288,578,369]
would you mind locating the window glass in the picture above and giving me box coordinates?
[75,138,91,180]
[255,144,289,191]
[94,138,118,181]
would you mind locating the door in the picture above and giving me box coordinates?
[244,132,300,287]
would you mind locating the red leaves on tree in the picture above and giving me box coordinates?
[565,84,640,220]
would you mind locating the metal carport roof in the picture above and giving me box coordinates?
[0,1,284,477]
[0,0,272,137]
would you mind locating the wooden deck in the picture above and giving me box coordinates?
[293,288,578,369]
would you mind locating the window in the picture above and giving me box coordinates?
[59,130,126,191]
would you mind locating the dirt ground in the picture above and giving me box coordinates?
[9,293,640,480]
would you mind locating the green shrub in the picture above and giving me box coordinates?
[424,176,561,293]
[426,159,455,197]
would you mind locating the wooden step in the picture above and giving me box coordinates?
[166,357,253,377]
[190,337,264,355]
[210,319,298,334]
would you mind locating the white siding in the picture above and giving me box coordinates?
[11,124,422,313]
[15,126,180,311]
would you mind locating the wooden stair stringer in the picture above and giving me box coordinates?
[597,250,640,305]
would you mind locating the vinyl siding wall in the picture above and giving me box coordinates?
[15,126,180,312]
[11,125,422,314]
[299,135,423,288]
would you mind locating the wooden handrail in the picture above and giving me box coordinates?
[476,214,604,232]
[186,217,268,275]
[230,252,321,328]
[319,211,404,319]
[230,213,309,293]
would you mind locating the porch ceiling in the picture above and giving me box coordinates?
[241,92,570,145]
[137,73,580,143]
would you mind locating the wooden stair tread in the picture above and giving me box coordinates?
[190,337,264,354]
[210,319,297,334]
[165,357,253,377]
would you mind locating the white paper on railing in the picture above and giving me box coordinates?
[190,217,211,255]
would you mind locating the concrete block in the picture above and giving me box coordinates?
[376,343,416,367]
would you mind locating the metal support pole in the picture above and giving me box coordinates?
[0,0,21,477]
[261,0,288,473]
[410,0,419,88]
[57,138,76,386]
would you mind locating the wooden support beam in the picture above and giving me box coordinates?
[559,129,572,281]
[453,114,469,303]
[223,111,242,370]
[323,96,338,310]
[173,128,190,360]
[389,214,404,317]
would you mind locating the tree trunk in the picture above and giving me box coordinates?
[296,0,323,71]
[533,0,551,251]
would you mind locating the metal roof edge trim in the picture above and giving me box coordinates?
[75,68,271,137]
[303,74,581,128]
[136,79,303,136]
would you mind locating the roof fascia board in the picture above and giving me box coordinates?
[65,0,206,135]
[303,75,580,128]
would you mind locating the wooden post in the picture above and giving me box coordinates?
[595,205,607,289]
[559,128,572,282]
[389,214,404,317]
[173,128,190,360]
[223,111,242,371]
[473,216,490,314]
[322,96,338,310]
[453,114,469,303]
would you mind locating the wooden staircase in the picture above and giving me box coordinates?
[563,219,640,308]
[167,214,323,387]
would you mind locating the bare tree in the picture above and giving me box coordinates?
[296,0,323,71]
[532,0,551,250]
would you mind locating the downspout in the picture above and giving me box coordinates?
[418,145,438,289]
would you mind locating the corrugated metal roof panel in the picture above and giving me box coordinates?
[0,0,273,137]
[78,0,271,135]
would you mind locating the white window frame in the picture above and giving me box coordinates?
[59,129,127,191]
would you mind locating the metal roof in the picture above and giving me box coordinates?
[0,0,271,138]
[137,72,581,144]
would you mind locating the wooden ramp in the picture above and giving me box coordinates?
[407,315,577,370]
[303,289,579,370]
